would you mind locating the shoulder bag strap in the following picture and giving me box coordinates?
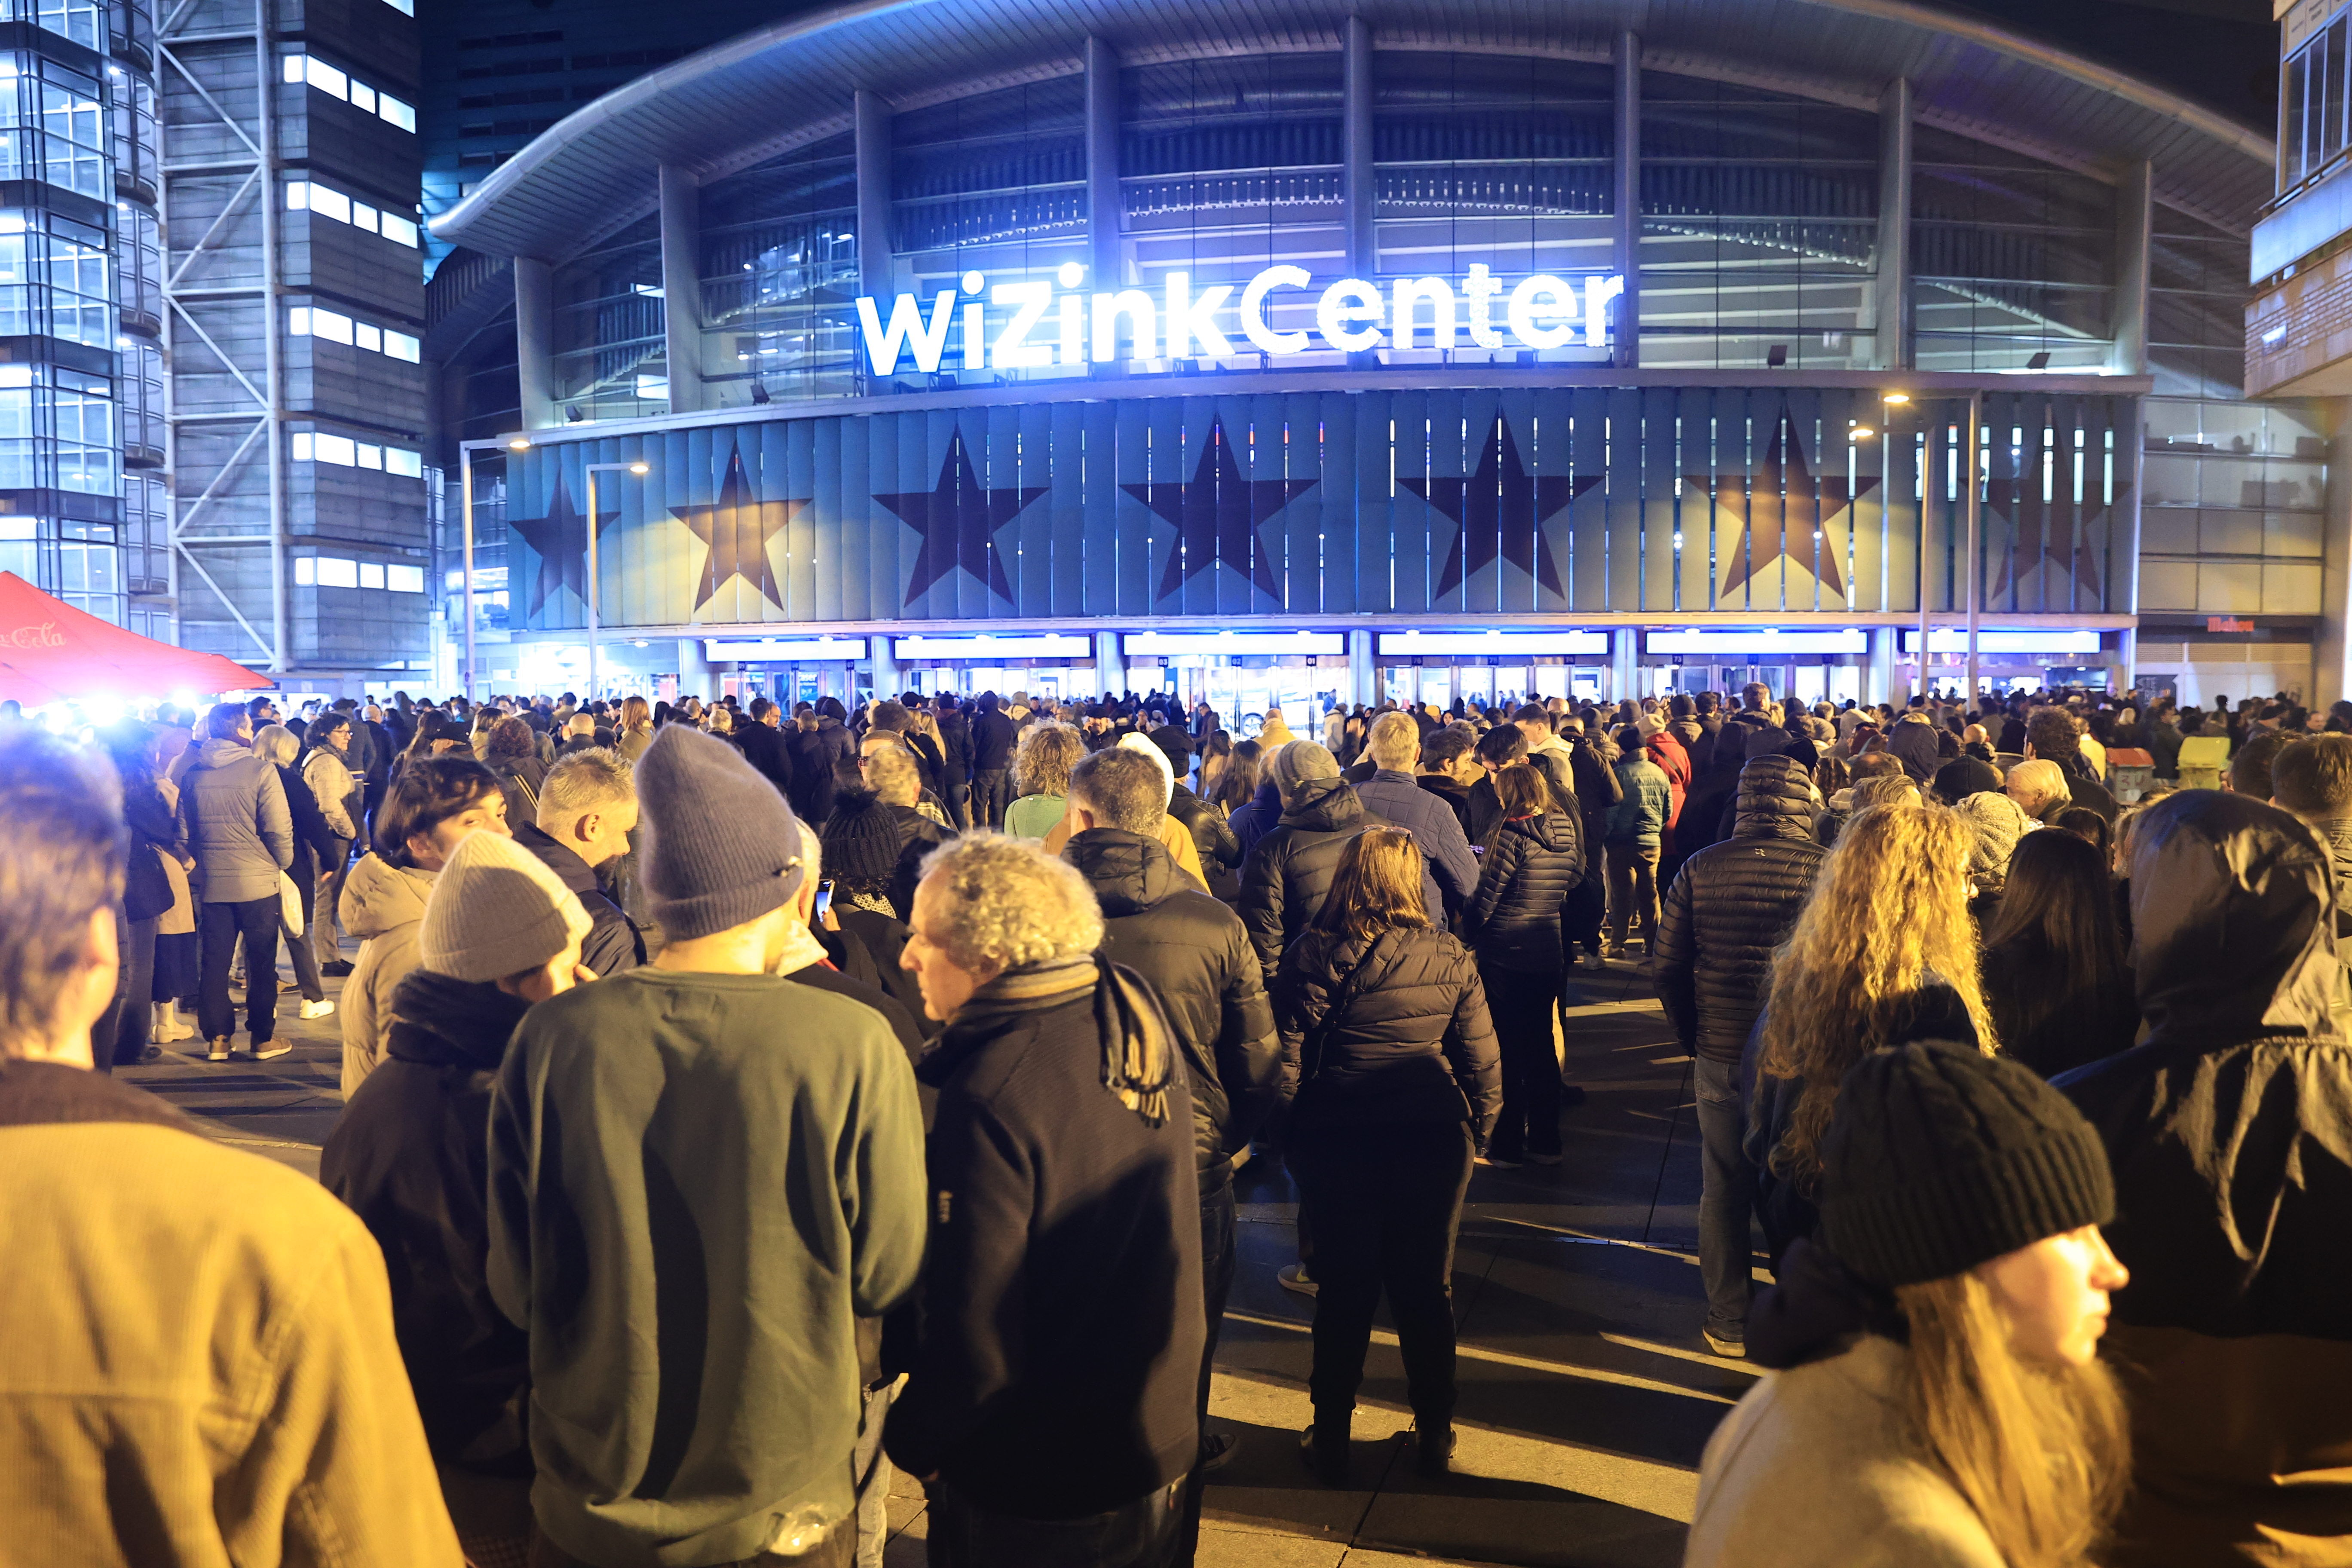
[1298,943,1382,1087]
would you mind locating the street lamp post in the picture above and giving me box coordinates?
[582,460,650,702]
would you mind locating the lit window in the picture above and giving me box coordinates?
[350,202,378,234]
[283,180,309,211]
[288,305,309,335]
[355,443,383,470]
[315,556,358,588]
[303,57,348,100]
[313,432,356,466]
[306,184,350,224]
[389,564,425,593]
[310,307,353,344]
[636,374,669,399]
[386,447,422,478]
[355,322,380,352]
[378,94,415,133]
[358,560,385,589]
[291,431,313,460]
[384,330,420,362]
[294,555,315,585]
[349,82,376,114]
[379,212,418,248]
[281,54,302,84]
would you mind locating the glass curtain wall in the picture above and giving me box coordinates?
[1638,74,1877,372]
[699,129,858,407]
[2150,204,2253,400]
[1373,52,1611,366]
[1122,52,1344,368]
[893,75,1085,376]
[1911,125,2113,374]
[551,213,664,420]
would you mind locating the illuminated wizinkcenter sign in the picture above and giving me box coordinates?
[854,262,1626,377]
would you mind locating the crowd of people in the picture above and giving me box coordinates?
[0,672,2347,1568]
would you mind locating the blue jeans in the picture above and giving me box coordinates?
[1694,1056,1756,1336]
[924,1476,1180,1568]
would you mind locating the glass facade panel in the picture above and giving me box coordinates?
[1637,74,1877,372]
[1911,125,2113,374]
[1121,53,1344,367]
[1373,52,1611,365]
[2151,203,2250,399]
[699,131,858,408]
[551,213,664,421]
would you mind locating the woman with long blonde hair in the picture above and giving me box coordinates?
[1690,1040,2130,1568]
[1746,800,1994,1257]
[615,694,654,762]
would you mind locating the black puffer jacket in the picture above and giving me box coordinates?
[1238,777,1367,980]
[1461,812,1582,973]
[1654,756,1826,1064]
[1167,781,1243,900]
[2055,791,2352,1566]
[1065,828,1281,1191]
[1272,925,1501,1142]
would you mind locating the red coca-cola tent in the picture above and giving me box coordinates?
[0,571,273,705]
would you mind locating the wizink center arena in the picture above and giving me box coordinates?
[432,0,2293,716]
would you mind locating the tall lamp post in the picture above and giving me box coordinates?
[582,459,649,701]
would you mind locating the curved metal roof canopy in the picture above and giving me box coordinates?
[432,0,2274,265]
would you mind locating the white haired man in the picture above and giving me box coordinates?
[512,747,644,974]
[892,833,1204,1568]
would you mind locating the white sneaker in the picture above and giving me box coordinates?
[299,998,335,1020]
[1277,1263,1319,1298]
[205,1038,231,1063]
[251,1041,293,1061]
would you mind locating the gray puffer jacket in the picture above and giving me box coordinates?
[177,737,292,903]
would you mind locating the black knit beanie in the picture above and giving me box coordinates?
[1819,1039,2114,1288]
[821,793,902,887]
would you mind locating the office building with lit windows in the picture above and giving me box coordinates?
[429,0,2302,714]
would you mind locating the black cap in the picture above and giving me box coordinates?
[1820,1040,2114,1288]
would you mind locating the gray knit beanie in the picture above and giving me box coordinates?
[419,829,593,983]
[638,724,807,941]
[1820,1039,2113,1288]
[1266,738,1338,803]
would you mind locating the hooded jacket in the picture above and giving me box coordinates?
[2056,791,2352,1568]
[1461,811,1582,973]
[1167,779,1243,898]
[1886,712,1944,783]
[1227,775,1284,862]
[1271,925,1501,1142]
[1654,758,1828,1064]
[1238,777,1368,981]
[1065,828,1281,1190]
[787,714,857,824]
[177,736,293,904]
[321,971,533,1467]
[337,852,437,1098]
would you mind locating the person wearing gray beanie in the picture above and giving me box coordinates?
[636,722,807,942]
[1238,739,1367,980]
[1687,1040,2131,1568]
[484,718,929,1568]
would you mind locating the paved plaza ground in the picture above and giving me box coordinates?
[126,952,1739,1568]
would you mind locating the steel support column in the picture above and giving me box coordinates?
[658,165,703,415]
[1614,30,1641,369]
[514,256,556,428]
[2111,160,2153,376]
[854,90,894,303]
[1085,37,1120,292]
[1343,17,1374,279]
[1874,78,1913,371]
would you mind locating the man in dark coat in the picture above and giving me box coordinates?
[2056,792,2352,1568]
[2026,705,2119,823]
[321,830,596,1543]
[789,698,858,826]
[1352,711,1483,921]
[968,694,1019,828]
[1651,754,1825,1359]
[933,694,974,829]
[1060,749,1279,1555]
[510,749,644,976]
[891,834,1203,1566]
[734,697,797,802]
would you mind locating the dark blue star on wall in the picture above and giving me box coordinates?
[1124,416,1317,606]
[507,480,618,620]
[1405,415,1599,600]
[670,450,805,611]
[877,429,1049,607]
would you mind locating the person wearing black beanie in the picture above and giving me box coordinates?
[1688,1040,2130,1568]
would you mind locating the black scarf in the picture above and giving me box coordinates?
[928,952,1174,1127]
[388,969,533,1072]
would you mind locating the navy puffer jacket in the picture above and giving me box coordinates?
[1273,924,1501,1142]
[1462,812,1583,973]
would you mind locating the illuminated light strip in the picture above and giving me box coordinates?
[895,634,1094,659]
[704,637,868,658]
[1644,629,1869,655]
[1377,631,1610,655]
[1125,631,1345,656]
[1899,629,2104,655]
